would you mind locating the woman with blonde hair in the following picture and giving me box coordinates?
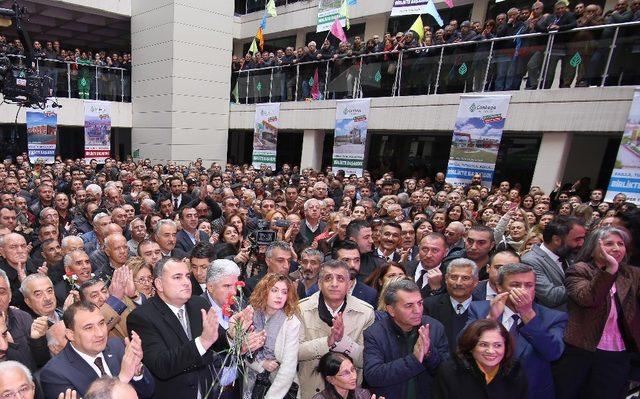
[244,273,301,399]
[125,256,153,300]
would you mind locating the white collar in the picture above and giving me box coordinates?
[486,282,499,299]
[206,291,229,329]
[377,248,395,261]
[449,296,472,313]
[165,302,186,318]
[70,344,111,376]
[305,219,320,232]
[324,299,345,317]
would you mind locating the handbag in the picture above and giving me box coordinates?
[251,371,299,399]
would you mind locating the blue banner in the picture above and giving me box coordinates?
[27,109,57,164]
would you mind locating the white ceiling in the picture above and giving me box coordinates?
[0,0,130,51]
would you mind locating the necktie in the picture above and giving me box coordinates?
[456,303,464,315]
[174,198,179,209]
[177,308,192,340]
[416,269,427,289]
[509,314,520,339]
[94,356,106,377]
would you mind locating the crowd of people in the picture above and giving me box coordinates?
[0,151,638,399]
[231,0,640,102]
[0,36,132,101]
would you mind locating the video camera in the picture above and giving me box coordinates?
[0,1,58,109]
[251,219,277,246]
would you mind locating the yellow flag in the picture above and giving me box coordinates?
[339,0,350,30]
[248,38,258,54]
[409,15,424,41]
[266,0,277,17]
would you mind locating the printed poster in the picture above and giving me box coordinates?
[252,103,280,171]
[84,100,111,163]
[332,98,370,177]
[317,0,356,32]
[445,95,511,189]
[27,108,57,164]
[391,0,432,16]
[605,89,640,204]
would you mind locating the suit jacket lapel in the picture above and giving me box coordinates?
[65,344,102,381]
[186,298,204,339]
[153,297,191,343]
[102,342,121,376]
[536,246,564,280]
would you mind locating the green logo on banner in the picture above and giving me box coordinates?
[18,70,26,78]
[570,52,582,68]
[132,149,140,158]
[256,82,263,91]
[458,63,468,76]
[374,70,382,82]
[469,103,476,113]
[308,77,314,86]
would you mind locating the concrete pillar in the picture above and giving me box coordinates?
[364,14,389,39]
[131,1,233,165]
[470,0,490,23]
[296,31,307,49]
[531,132,573,194]
[301,130,325,170]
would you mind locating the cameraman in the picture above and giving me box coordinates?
[244,240,296,297]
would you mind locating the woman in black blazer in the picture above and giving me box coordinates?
[434,319,528,399]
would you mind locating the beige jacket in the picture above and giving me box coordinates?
[101,296,137,339]
[297,292,375,399]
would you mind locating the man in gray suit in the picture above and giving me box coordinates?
[521,216,586,311]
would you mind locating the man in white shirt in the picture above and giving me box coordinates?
[405,233,449,298]
[203,259,241,330]
[473,250,520,301]
[39,301,154,399]
[376,222,402,262]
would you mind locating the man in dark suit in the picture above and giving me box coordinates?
[39,301,155,399]
[472,250,520,301]
[188,242,216,297]
[299,198,327,247]
[175,207,209,255]
[466,263,567,399]
[154,220,187,259]
[405,233,449,299]
[126,257,229,399]
[169,177,192,211]
[333,240,377,307]
[345,220,384,282]
[424,258,479,354]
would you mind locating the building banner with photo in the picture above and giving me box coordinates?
[26,108,57,164]
[317,0,354,32]
[445,95,511,188]
[390,0,431,16]
[605,89,640,204]
[252,103,280,171]
[332,98,370,176]
[84,100,111,163]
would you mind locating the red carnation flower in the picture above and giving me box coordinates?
[234,281,246,288]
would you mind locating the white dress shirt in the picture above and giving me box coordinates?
[70,344,113,377]
[449,296,473,314]
[502,306,521,331]
[486,283,498,300]
[165,302,206,356]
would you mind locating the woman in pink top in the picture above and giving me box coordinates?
[554,227,640,399]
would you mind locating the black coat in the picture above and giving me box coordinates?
[434,358,528,399]
[423,293,470,355]
[126,295,229,399]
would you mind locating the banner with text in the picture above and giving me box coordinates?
[27,108,57,164]
[391,0,431,16]
[317,0,353,32]
[252,103,280,171]
[332,98,370,176]
[605,89,640,204]
[445,95,511,188]
[84,101,111,163]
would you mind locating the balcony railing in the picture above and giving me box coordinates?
[231,20,640,104]
[236,0,305,15]
[5,54,131,103]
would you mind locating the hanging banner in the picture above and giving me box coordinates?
[84,100,111,163]
[332,98,370,177]
[317,0,356,32]
[445,95,511,189]
[391,0,433,16]
[252,103,280,171]
[605,89,640,204]
[26,108,57,164]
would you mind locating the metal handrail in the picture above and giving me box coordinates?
[4,53,129,72]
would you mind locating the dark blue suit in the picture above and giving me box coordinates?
[307,280,378,308]
[466,301,568,399]
[39,338,155,399]
[175,229,209,254]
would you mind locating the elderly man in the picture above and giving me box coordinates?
[82,213,112,255]
[203,259,241,330]
[0,269,50,370]
[423,258,478,354]
[39,301,155,399]
[298,260,375,398]
[0,233,36,309]
[85,376,140,399]
[0,361,38,399]
[466,263,567,399]
[61,236,85,255]
[363,279,449,399]
[126,258,230,399]
[154,219,187,259]
[93,233,129,281]
[127,218,147,257]
[300,198,326,247]
[54,249,93,305]
[443,221,466,255]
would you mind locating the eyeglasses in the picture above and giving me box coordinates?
[0,384,34,399]
[136,277,153,284]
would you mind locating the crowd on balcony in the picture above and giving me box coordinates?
[0,36,132,102]
[0,152,638,399]
[231,0,640,102]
